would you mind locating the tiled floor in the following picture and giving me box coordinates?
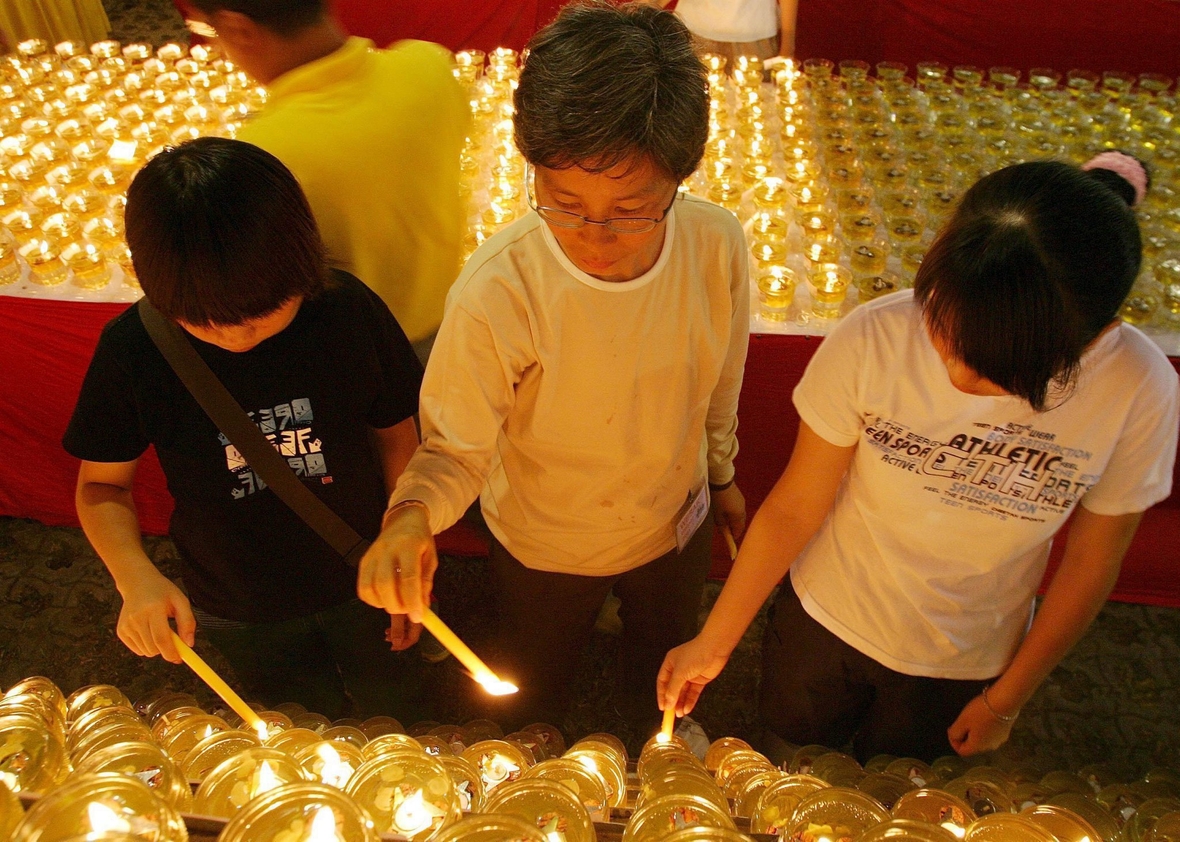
[103,0,188,47]
[2,513,1178,771]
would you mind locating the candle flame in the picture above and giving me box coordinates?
[88,802,131,835]
[475,675,518,696]
[254,760,279,797]
[307,806,340,842]
[315,743,354,789]
[392,789,444,835]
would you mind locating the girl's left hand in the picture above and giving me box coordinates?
[947,694,1015,756]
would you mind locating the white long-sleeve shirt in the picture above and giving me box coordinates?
[392,197,750,574]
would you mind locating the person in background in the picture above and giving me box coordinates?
[356,1,749,744]
[659,153,1178,762]
[647,0,798,63]
[183,0,468,363]
[65,138,425,721]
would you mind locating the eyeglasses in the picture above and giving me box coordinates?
[185,19,218,38]
[526,164,679,234]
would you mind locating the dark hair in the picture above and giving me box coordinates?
[125,137,327,326]
[915,160,1141,410]
[186,0,326,36]
[514,0,709,182]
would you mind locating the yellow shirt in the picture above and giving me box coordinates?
[239,37,468,342]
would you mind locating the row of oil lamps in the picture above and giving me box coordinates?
[2,675,1179,842]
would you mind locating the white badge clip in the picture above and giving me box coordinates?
[674,482,710,553]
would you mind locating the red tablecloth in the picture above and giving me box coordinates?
[3,295,1178,605]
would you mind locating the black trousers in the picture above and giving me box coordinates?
[204,598,423,723]
[759,584,992,763]
[476,519,714,734]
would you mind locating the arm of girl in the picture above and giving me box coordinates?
[658,422,856,714]
[76,459,194,664]
[368,416,425,649]
[948,506,1143,755]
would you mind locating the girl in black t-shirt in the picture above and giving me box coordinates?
[64,138,425,721]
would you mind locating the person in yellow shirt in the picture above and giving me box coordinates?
[184,0,468,361]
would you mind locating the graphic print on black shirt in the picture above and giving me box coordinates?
[224,398,332,498]
[863,414,1098,523]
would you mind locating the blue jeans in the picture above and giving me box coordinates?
[203,598,423,723]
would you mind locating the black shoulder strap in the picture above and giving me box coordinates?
[137,299,370,567]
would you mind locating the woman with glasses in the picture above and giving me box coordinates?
[355,0,749,738]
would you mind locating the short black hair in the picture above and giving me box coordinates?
[125,137,327,326]
[916,160,1142,410]
[514,0,709,182]
[186,0,326,36]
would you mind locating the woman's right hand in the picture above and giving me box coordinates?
[658,633,733,717]
[115,565,194,663]
[357,504,437,623]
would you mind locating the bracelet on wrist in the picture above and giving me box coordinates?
[709,478,735,492]
[382,499,428,529]
[981,683,1018,723]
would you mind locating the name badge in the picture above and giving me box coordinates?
[674,482,710,553]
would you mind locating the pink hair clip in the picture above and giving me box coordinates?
[1081,151,1148,207]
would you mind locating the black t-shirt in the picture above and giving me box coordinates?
[64,271,423,622]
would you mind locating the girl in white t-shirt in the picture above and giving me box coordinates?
[660,153,1179,760]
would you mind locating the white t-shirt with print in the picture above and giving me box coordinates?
[675,0,780,43]
[791,290,1178,679]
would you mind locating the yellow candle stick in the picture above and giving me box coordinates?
[722,525,739,561]
[659,706,676,742]
[171,631,267,733]
[420,608,518,695]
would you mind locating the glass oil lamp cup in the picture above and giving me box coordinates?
[73,740,192,812]
[62,240,111,289]
[11,772,187,842]
[809,263,852,319]
[1119,291,1159,326]
[790,183,827,217]
[193,746,305,819]
[750,240,787,275]
[887,215,926,246]
[294,741,364,790]
[20,237,68,285]
[798,211,837,245]
[757,267,798,322]
[752,177,788,212]
[707,181,742,215]
[857,272,902,302]
[345,752,461,840]
[0,239,20,285]
[849,239,891,275]
[836,186,875,213]
[749,212,788,242]
[220,782,380,842]
[841,209,882,242]
[900,244,927,281]
[801,238,842,269]
[828,161,865,190]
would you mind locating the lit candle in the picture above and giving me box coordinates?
[420,609,517,695]
[659,707,675,743]
[170,632,267,735]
